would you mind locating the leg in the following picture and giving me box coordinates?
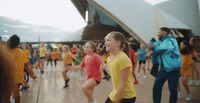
[132,67,138,84]
[142,63,146,76]
[25,63,36,79]
[153,70,167,103]
[14,84,20,103]
[138,62,141,74]
[167,70,180,103]
[40,58,45,72]
[182,76,190,95]
[54,59,57,67]
[192,63,200,80]
[81,79,97,103]
[46,59,49,66]
[50,59,53,67]
[62,65,70,88]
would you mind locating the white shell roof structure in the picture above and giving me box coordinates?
[73,0,200,43]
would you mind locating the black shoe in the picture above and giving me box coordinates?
[103,76,110,81]
[20,85,30,91]
[41,70,44,74]
[63,84,69,88]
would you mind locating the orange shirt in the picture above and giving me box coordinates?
[52,51,59,60]
[103,52,110,63]
[62,52,73,65]
[24,49,30,63]
[180,54,194,76]
[10,48,25,84]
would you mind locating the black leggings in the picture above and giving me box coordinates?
[46,59,53,67]
[54,59,58,67]
[105,97,136,103]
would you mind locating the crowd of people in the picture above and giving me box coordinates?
[0,27,200,103]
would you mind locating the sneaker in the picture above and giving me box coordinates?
[80,76,84,81]
[188,80,194,85]
[195,80,200,86]
[134,80,139,84]
[136,74,140,77]
[103,76,110,81]
[143,75,147,79]
[91,99,97,103]
[40,70,44,74]
[178,91,182,99]
[63,84,69,88]
[185,94,192,101]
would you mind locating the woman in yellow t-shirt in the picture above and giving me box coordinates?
[39,42,46,74]
[7,35,25,103]
[178,40,194,101]
[61,45,80,88]
[104,31,136,103]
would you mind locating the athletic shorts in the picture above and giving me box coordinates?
[105,97,136,103]
[139,60,146,65]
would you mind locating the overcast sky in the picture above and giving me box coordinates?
[0,0,169,32]
[0,0,86,32]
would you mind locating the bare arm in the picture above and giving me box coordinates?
[113,67,130,103]
[70,53,81,63]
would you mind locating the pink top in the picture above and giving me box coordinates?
[80,53,103,82]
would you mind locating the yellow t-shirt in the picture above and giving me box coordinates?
[107,52,136,101]
[40,47,46,57]
[62,52,73,65]
[181,54,194,76]
[10,48,25,84]
[24,49,30,63]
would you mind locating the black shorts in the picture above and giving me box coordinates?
[95,80,100,85]
[105,97,136,103]
[139,60,146,65]
[40,57,45,59]
[54,59,58,61]
[64,64,72,67]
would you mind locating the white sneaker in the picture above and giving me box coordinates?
[178,91,182,99]
[80,76,84,81]
[188,80,194,85]
[185,94,192,101]
[90,99,97,103]
[195,80,200,86]
[143,75,147,79]
[137,74,140,77]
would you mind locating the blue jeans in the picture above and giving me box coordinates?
[153,69,180,103]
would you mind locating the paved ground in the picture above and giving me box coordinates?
[20,61,200,103]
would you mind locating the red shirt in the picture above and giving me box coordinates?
[129,49,136,67]
[80,53,103,82]
[71,47,77,55]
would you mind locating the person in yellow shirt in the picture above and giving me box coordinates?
[178,40,194,101]
[52,48,59,68]
[21,44,36,91]
[7,35,25,103]
[62,45,80,88]
[39,42,46,74]
[104,31,136,103]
